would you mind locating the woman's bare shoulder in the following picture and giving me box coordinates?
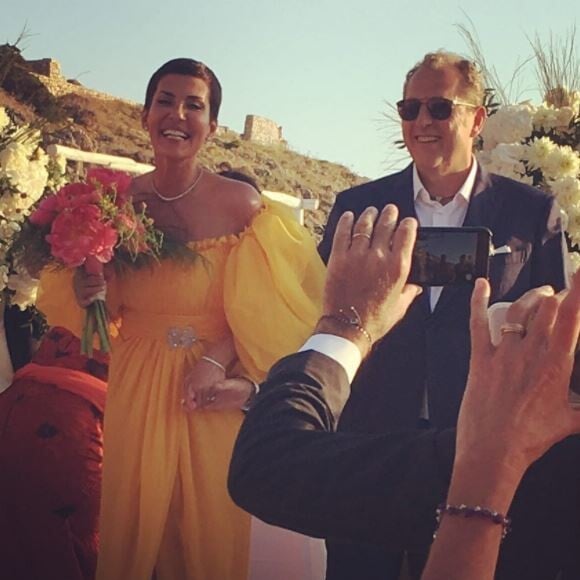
[209,173,262,222]
[129,173,154,204]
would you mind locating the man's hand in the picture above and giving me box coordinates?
[316,204,421,356]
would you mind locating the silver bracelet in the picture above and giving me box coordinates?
[200,355,227,373]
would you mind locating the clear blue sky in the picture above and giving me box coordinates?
[3,1,578,179]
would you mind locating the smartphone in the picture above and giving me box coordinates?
[409,226,492,286]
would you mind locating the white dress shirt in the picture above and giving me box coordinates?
[413,160,478,310]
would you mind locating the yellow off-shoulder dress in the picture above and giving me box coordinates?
[37,201,325,580]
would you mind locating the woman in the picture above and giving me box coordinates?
[37,58,325,580]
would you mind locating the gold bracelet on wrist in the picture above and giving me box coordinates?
[200,355,227,373]
[320,306,372,348]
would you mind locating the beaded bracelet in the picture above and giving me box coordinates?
[320,306,372,348]
[200,355,227,373]
[434,503,512,541]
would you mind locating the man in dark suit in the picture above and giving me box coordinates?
[313,52,577,579]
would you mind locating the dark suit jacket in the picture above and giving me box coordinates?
[315,165,579,579]
[229,352,580,580]
[229,350,456,550]
[319,164,567,430]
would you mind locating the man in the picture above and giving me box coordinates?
[228,206,580,580]
[315,52,577,580]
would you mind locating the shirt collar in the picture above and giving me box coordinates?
[413,159,478,205]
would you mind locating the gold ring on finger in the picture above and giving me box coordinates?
[352,233,372,241]
[500,322,526,337]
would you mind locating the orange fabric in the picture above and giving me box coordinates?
[14,363,107,413]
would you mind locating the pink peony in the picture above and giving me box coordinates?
[87,168,132,205]
[29,193,60,226]
[55,181,101,209]
[46,204,118,269]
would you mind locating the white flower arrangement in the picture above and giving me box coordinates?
[0,106,67,309]
[477,93,580,271]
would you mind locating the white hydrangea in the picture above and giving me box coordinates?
[0,107,9,132]
[0,265,9,293]
[0,219,21,242]
[481,104,534,150]
[6,267,39,310]
[0,107,69,309]
[478,144,531,185]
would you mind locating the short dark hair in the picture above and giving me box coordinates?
[144,58,222,122]
[217,170,260,193]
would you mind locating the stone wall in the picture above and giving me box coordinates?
[242,114,283,145]
[26,58,62,78]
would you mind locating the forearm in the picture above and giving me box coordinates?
[422,457,524,580]
[203,334,237,372]
[229,351,455,549]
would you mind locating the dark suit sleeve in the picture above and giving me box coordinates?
[228,350,456,550]
[532,196,568,291]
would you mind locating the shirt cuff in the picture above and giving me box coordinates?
[299,333,362,383]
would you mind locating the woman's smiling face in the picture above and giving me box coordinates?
[142,74,217,162]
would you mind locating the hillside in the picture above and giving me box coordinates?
[0,45,365,236]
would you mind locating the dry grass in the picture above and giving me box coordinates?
[1,48,366,237]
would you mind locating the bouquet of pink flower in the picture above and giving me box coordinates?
[29,168,163,356]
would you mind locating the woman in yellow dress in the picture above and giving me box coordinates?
[37,58,325,580]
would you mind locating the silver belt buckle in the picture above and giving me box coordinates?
[167,326,197,349]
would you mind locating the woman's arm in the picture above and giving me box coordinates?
[422,276,580,580]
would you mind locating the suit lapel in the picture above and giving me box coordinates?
[381,164,417,220]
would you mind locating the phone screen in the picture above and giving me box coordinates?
[409,227,491,286]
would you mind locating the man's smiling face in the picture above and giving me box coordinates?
[402,65,484,179]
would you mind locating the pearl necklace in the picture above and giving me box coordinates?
[152,168,204,202]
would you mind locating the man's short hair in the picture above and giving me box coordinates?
[403,51,484,105]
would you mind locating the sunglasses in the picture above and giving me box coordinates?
[396,97,477,121]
